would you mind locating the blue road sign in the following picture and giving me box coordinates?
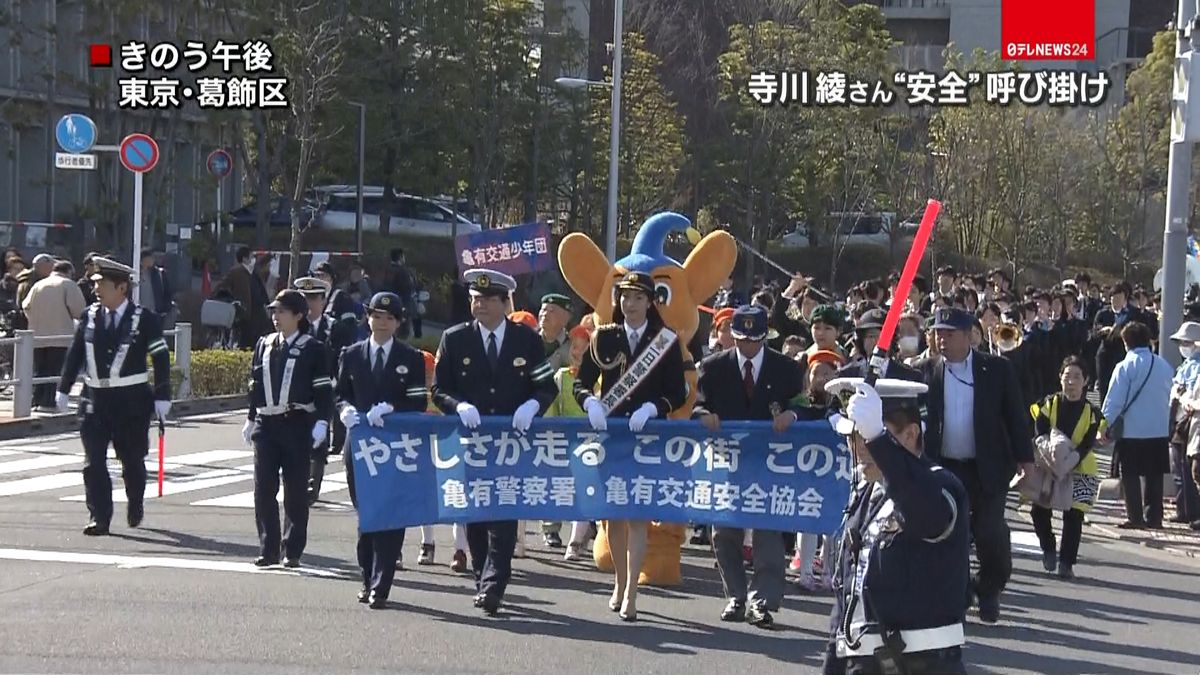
[119,133,159,173]
[206,149,232,177]
[55,114,97,154]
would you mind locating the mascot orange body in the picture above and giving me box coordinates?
[558,212,736,585]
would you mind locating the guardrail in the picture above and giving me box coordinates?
[0,323,192,419]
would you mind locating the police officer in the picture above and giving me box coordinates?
[56,257,172,536]
[431,268,557,616]
[836,309,923,382]
[241,289,334,567]
[694,305,807,629]
[575,270,688,621]
[822,378,970,675]
[294,275,357,504]
[336,292,429,609]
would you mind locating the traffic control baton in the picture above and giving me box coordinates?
[157,417,165,498]
[865,198,942,386]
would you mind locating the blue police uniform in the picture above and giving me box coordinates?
[431,269,558,616]
[324,286,363,457]
[57,258,171,535]
[336,292,429,608]
[246,290,334,566]
[823,379,970,675]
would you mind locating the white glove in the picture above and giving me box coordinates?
[455,402,481,429]
[584,396,607,431]
[311,420,329,449]
[242,419,254,446]
[512,399,540,433]
[366,402,394,428]
[154,400,171,421]
[846,383,885,442]
[339,405,360,429]
[629,401,658,433]
[54,391,70,414]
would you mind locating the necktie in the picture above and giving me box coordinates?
[743,360,755,399]
[373,346,386,379]
[628,329,640,354]
[107,309,116,332]
[269,337,286,398]
[487,333,499,370]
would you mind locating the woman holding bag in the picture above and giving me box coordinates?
[1099,322,1174,530]
[1028,357,1105,580]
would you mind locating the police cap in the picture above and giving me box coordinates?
[367,291,404,319]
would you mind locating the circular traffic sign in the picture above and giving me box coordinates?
[206,149,232,178]
[119,133,159,173]
[56,114,97,154]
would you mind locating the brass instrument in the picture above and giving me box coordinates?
[991,322,1022,354]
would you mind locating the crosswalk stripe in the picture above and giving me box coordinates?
[191,469,351,509]
[59,451,255,503]
[0,454,80,476]
[0,471,81,496]
[0,449,252,499]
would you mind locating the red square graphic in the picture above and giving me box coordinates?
[1001,0,1095,61]
[89,44,113,67]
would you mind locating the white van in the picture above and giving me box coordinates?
[314,187,482,238]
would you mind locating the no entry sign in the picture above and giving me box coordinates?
[119,133,159,173]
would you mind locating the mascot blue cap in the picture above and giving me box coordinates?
[616,212,698,273]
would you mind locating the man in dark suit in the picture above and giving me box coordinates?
[694,305,807,629]
[915,308,1033,624]
[1094,281,1157,401]
[836,308,923,382]
[336,291,429,609]
[431,268,558,617]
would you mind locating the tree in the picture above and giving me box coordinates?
[271,0,346,282]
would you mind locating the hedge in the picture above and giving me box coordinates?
[189,348,254,397]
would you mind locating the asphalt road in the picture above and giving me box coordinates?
[0,412,1196,674]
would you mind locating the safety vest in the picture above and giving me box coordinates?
[84,305,150,388]
[259,333,318,416]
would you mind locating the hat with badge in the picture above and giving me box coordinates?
[367,291,404,319]
[540,293,573,312]
[615,271,655,297]
[464,268,516,298]
[292,276,331,296]
[730,305,768,341]
[88,256,134,283]
[824,377,929,435]
[267,289,307,315]
[931,307,973,331]
[855,308,887,332]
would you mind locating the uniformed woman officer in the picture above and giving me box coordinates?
[242,289,334,568]
[575,271,688,621]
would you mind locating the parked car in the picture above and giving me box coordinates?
[227,195,318,229]
[779,211,909,249]
[312,186,482,238]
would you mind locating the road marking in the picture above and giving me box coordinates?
[0,454,80,475]
[0,547,352,579]
[0,471,81,496]
[59,451,255,503]
[0,450,252,499]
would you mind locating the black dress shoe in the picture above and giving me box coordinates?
[747,606,774,629]
[1116,521,1145,530]
[127,503,144,528]
[473,593,487,608]
[480,597,500,616]
[282,558,300,568]
[357,589,370,603]
[83,521,109,536]
[368,591,387,609]
[253,557,279,567]
[544,532,563,549]
[720,600,746,622]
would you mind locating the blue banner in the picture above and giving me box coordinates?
[349,415,852,535]
[454,222,553,277]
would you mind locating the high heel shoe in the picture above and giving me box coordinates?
[619,598,637,622]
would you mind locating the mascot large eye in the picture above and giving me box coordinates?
[654,283,672,305]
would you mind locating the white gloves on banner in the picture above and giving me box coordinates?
[242,419,254,446]
[311,420,329,449]
[512,399,540,433]
[584,397,607,432]
[55,391,70,414]
[154,400,171,422]
[366,402,394,428]
[456,402,481,429]
[846,383,885,442]
[629,401,658,433]
[340,405,360,429]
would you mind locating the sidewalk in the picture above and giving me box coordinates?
[0,382,84,421]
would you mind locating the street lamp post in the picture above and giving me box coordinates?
[348,101,367,255]
[553,0,622,262]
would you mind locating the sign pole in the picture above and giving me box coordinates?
[133,171,143,293]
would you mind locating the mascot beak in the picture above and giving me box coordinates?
[685,227,702,245]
